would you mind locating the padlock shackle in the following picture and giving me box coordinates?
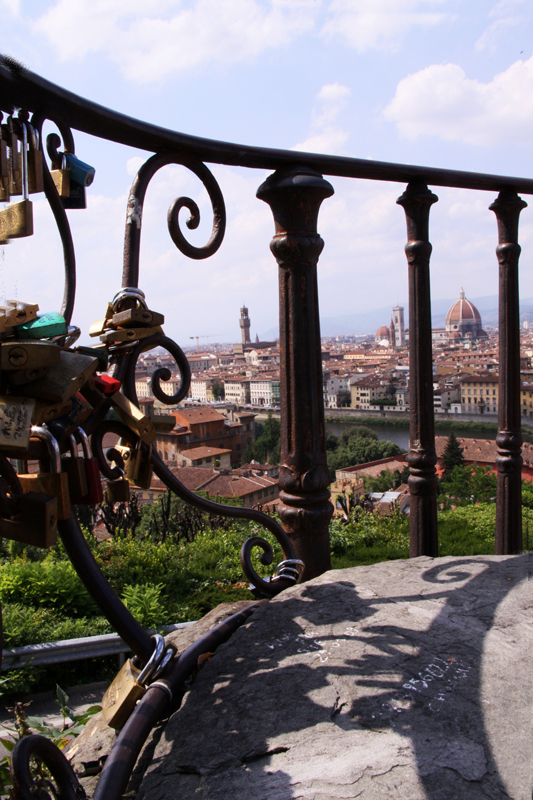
[30,425,60,474]
[112,287,147,313]
[73,426,91,459]
[21,121,28,201]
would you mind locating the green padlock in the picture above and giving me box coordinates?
[15,312,67,340]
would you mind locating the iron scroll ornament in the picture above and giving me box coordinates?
[113,153,303,595]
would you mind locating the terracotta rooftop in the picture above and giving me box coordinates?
[174,407,226,425]
[180,446,231,459]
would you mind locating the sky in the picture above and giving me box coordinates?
[1,0,533,346]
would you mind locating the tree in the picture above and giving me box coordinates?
[243,413,281,464]
[440,433,464,480]
[212,380,225,400]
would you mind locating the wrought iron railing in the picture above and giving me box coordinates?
[0,56,530,797]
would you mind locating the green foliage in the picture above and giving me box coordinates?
[211,379,225,400]
[440,432,465,479]
[440,464,497,505]
[243,413,281,464]
[325,425,403,481]
[122,583,165,628]
[0,559,99,617]
[2,604,111,647]
[363,467,410,493]
[0,685,101,796]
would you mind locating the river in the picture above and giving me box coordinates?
[325,421,498,452]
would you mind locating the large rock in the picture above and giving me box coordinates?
[67,601,254,797]
[136,555,533,800]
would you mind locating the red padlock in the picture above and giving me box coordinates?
[70,427,104,505]
[94,374,121,395]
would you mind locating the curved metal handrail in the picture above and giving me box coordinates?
[1,56,533,194]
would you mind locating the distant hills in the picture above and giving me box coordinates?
[260,295,533,339]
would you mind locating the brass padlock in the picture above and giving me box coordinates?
[109,391,155,445]
[99,324,163,345]
[101,659,145,730]
[27,124,44,195]
[22,350,98,404]
[112,441,141,485]
[106,468,130,504]
[0,122,33,242]
[102,634,165,729]
[50,153,70,198]
[17,426,71,520]
[61,434,88,497]
[1,340,59,371]
[112,308,165,329]
[0,491,58,548]
[0,301,39,333]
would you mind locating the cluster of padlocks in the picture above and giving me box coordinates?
[0,113,95,242]
[0,287,171,555]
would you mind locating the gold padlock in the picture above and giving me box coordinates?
[0,122,33,242]
[50,153,70,198]
[0,491,58,548]
[112,308,165,328]
[106,469,130,504]
[17,426,71,520]
[99,324,163,345]
[102,634,166,729]
[101,659,145,730]
[112,442,141,485]
[109,392,155,445]
[22,350,98,404]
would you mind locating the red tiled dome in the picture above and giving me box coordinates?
[446,287,481,326]
[376,325,390,339]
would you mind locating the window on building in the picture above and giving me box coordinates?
[236,444,241,451]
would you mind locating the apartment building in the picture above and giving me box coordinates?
[460,375,499,413]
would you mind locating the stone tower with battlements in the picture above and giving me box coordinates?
[240,305,251,345]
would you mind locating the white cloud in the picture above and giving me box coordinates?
[475,17,522,52]
[2,0,20,14]
[33,0,317,82]
[293,82,351,155]
[383,57,533,146]
[321,0,449,52]
[475,0,528,52]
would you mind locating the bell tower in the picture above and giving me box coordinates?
[240,305,251,345]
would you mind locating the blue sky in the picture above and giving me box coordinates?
[2,0,533,344]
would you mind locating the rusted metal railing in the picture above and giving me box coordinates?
[0,57,529,797]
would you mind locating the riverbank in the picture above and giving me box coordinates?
[324,413,533,444]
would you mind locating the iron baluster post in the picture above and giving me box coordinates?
[257,167,334,581]
[490,191,527,554]
[397,182,439,557]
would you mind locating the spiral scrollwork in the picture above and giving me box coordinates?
[119,332,191,406]
[123,151,226,289]
[11,734,86,800]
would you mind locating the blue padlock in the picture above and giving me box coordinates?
[64,153,95,187]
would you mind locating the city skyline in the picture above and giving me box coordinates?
[1,2,533,347]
